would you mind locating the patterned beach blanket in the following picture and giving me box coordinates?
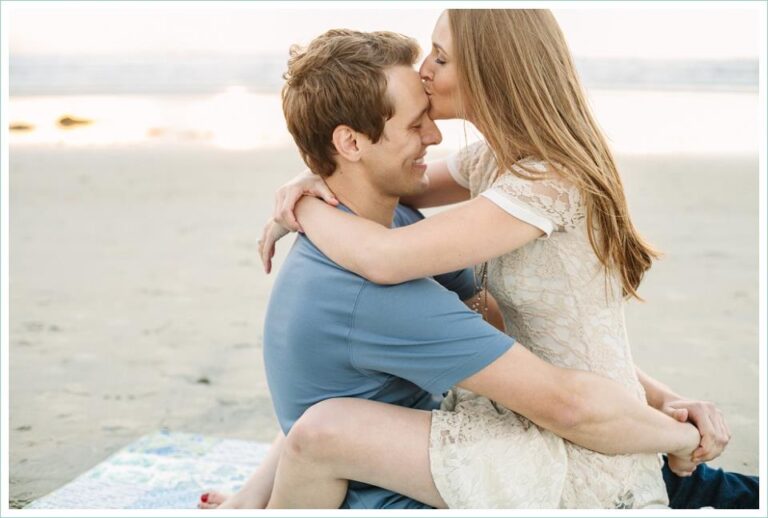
[27,431,270,509]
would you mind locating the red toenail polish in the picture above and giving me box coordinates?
[201,493,209,503]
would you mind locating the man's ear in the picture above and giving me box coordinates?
[332,125,363,162]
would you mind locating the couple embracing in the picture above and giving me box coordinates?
[200,9,758,510]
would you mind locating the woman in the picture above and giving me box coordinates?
[204,9,728,509]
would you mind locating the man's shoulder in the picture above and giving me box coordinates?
[276,235,363,296]
[285,233,339,269]
[354,275,460,319]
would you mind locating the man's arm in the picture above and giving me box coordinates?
[349,279,701,459]
[459,344,701,458]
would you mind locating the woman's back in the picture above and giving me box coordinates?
[429,141,668,508]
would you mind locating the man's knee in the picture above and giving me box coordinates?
[284,398,353,463]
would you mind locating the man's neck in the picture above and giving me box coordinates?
[325,167,399,227]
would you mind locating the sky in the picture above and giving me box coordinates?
[6,2,763,61]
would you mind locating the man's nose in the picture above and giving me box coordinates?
[422,119,442,146]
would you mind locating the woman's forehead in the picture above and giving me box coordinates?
[432,11,452,52]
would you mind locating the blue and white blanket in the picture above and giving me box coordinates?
[27,431,269,509]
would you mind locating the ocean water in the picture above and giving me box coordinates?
[8,55,760,155]
[8,55,758,96]
[9,89,289,150]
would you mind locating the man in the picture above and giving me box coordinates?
[200,29,755,510]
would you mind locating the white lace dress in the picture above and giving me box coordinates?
[428,141,668,509]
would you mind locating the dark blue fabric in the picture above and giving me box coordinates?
[662,456,759,509]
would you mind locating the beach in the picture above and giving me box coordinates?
[8,142,759,507]
[5,2,763,508]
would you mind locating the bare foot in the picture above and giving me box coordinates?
[198,488,266,509]
[198,491,230,509]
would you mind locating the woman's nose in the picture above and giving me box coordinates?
[419,59,432,81]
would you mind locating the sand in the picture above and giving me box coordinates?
[8,145,760,507]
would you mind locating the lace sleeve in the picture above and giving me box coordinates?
[446,140,488,190]
[480,160,583,236]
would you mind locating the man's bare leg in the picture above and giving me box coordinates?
[199,431,284,509]
[266,398,447,509]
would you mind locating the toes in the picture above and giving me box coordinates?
[206,491,230,505]
[199,491,231,509]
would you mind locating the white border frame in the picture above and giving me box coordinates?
[1,1,765,516]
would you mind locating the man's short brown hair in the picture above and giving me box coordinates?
[282,29,420,177]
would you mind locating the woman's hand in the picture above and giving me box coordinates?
[273,170,338,232]
[259,219,290,274]
[259,170,339,273]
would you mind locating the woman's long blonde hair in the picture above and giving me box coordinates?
[448,9,659,299]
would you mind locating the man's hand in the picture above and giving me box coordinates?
[660,399,731,463]
[259,219,290,274]
[663,406,700,477]
[635,367,730,475]
[273,170,338,232]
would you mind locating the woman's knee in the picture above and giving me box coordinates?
[284,398,358,464]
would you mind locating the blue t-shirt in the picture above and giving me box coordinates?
[263,204,514,509]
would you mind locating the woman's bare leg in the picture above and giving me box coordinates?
[266,398,447,509]
[199,431,284,509]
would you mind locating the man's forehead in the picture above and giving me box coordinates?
[389,92,429,125]
[385,66,420,93]
[385,67,428,119]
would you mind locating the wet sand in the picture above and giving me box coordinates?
[8,146,760,507]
